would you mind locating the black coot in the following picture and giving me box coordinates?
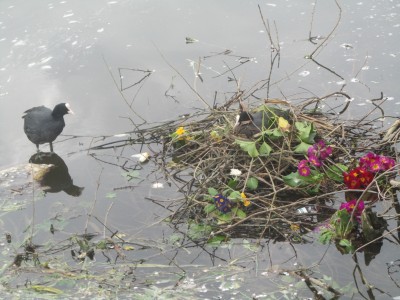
[22,103,73,152]
[234,108,291,137]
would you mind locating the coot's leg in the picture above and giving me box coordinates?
[49,142,54,152]
[36,144,40,152]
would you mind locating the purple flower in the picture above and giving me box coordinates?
[213,194,232,213]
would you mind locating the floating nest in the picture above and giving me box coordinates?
[92,92,399,242]
[156,93,399,241]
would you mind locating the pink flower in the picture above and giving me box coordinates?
[298,159,309,168]
[307,140,332,165]
[298,159,311,176]
[359,152,396,173]
[298,165,311,177]
[339,199,365,222]
[379,156,396,170]
[308,154,322,167]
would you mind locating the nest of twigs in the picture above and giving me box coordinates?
[91,92,399,241]
[153,93,399,241]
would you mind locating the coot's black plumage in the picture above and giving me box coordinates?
[234,108,291,137]
[22,103,73,152]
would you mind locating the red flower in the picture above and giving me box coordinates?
[343,166,373,189]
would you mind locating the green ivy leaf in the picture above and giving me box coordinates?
[318,228,334,244]
[259,142,272,156]
[294,141,313,154]
[272,127,284,137]
[207,235,226,246]
[282,172,306,187]
[217,213,233,223]
[208,187,219,196]
[325,163,348,182]
[96,240,107,250]
[235,209,247,219]
[235,139,259,158]
[187,223,213,240]
[228,191,242,201]
[204,204,216,213]
[295,121,316,144]
[228,179,238,189]
[338,239,355,254]
[246,177,259,190]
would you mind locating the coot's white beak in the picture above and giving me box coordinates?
[65,103,74,114]
[233,114,240,129]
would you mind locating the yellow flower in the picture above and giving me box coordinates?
[290,223,300,232]
[241,192,251,207]
[278,117,290,132]
[210,130,221,141]
[176,127,186,136]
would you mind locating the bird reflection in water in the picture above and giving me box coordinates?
[29,152,83,197]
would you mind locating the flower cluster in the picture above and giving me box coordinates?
[298,140,332,177]
[213,194,232,213]
[359,152,395,173]
[339,199,365,222]
[343,166,374,189]
[343,153,396,189]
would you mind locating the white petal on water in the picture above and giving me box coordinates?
[357,103,367,106]
[131,152,150,163]
[97,28,104,33]
[113,133,129,137]
[350,78,359,83]
[40,56,53,64]
[152,182,164,189]
[361,66,370,70]
[298,70,310,77]
[63,13,74,18]
[336,80,346,85]
[13,40,26,46]
[387,97,394,101]
[41,65,52,70]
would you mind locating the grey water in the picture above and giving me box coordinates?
[0,0,399,298]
